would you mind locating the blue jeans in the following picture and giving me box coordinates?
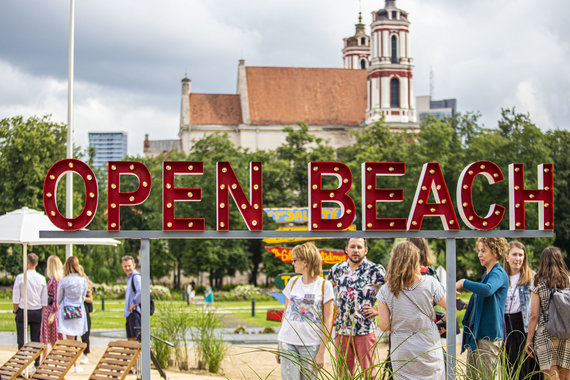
[279,342,320,380]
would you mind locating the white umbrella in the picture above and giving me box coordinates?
[0,207,119,346]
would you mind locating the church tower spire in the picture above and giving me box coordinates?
[342,11,371,69]
[365,0,417,127]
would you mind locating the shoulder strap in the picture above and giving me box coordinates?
[290,275,300,291]
[401,286,434,323]
[131,273,139,293]
[322,278,325,312]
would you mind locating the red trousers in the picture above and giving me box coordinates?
[334,332,378,378]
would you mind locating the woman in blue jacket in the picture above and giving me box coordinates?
[456,237,509,379]
[504,241,541,379]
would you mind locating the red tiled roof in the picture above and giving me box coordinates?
[246,67,367,126]
[190,94,242,125]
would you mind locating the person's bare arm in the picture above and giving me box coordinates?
[526,292,540,358]
[377,301,390,332]
[315,299,334,368]
[275,299,289,364]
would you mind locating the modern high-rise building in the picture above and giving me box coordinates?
[416,95,457,121]
[88,132,128,169]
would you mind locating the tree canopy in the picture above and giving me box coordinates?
[0,112,566,286]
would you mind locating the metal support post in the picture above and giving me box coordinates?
[140,239,151,380]
[446,238,457,380]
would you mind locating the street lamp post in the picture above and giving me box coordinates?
[65,0,75,259]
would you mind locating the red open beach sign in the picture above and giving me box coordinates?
[42,159,554,232]
[40,158,555,380]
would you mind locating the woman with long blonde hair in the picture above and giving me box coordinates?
[57,256,88,373]
[527,247,570,380]
[377,241,447,379]
[276,242,334,380]
[40,255,64,359]
[503,241,541,379]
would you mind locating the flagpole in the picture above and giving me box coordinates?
[66,0,75,259]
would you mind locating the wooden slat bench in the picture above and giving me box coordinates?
[89,340,141,380]
[31,339,85,380]
[0,341,44,380]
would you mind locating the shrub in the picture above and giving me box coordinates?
[151,327,173,369]
[91,283,172,300]
[152,304,192,371]
[191,308,227,373]
[214,285,273,301]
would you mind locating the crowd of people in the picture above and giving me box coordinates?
[276,238,570,380]
[12,253,92,373]
[10,237,570,379]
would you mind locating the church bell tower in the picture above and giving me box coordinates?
[342,12,371,70]
[366,0,417,126]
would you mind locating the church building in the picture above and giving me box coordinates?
[144,0,419,156]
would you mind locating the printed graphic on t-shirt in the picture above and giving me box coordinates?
[287,293,320,323]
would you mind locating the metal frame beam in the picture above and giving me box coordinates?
[42,229,552,380]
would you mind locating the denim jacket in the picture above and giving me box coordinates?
[517,284,531,333]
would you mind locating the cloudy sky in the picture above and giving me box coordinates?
[1,0,568,156]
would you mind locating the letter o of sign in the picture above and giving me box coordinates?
[43,159,98,230]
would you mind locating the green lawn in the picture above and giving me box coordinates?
[0,299,285,331]
[0,294,472,332]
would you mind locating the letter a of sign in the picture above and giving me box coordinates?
[308,162,355,230]
[509,163,554,230]
[216,161,263,231]
[407,162,460,230]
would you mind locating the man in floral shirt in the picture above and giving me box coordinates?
[327,238,385,378]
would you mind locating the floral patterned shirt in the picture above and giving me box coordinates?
[327,258,386,336]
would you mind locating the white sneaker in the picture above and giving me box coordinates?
[80,355,89,364]
[74,365,83,373]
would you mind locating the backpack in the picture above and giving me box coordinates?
[131,273,155,316]
[546,288,570,339]
[544,287,570,339]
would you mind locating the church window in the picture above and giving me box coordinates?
[360,59,367,69]
[392,11,397,19]
[390,78,400,107]
[391,35,398,63]
[360,37,366,45]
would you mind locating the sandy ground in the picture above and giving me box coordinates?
[0,342,466,379]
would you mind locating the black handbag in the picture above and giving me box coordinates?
[435,310,461,338]
[47,294,54,306]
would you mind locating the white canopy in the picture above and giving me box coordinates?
[0,207,119,246]
[0,207,119,346]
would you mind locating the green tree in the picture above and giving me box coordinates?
[0,115,67,213]
[277,122,336,205]
[0,116,69,275]
[545,129,570,266]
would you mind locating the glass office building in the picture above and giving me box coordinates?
[88,132,128,169]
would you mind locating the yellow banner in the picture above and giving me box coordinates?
[263,225,356,244]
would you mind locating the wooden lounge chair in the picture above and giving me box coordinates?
[0,341,44,380]
[31,339,86,380]
[89,340,141,380]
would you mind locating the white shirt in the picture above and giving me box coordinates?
[505,272,522,314]
[278,276,334,346]
[12,269,48,310]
